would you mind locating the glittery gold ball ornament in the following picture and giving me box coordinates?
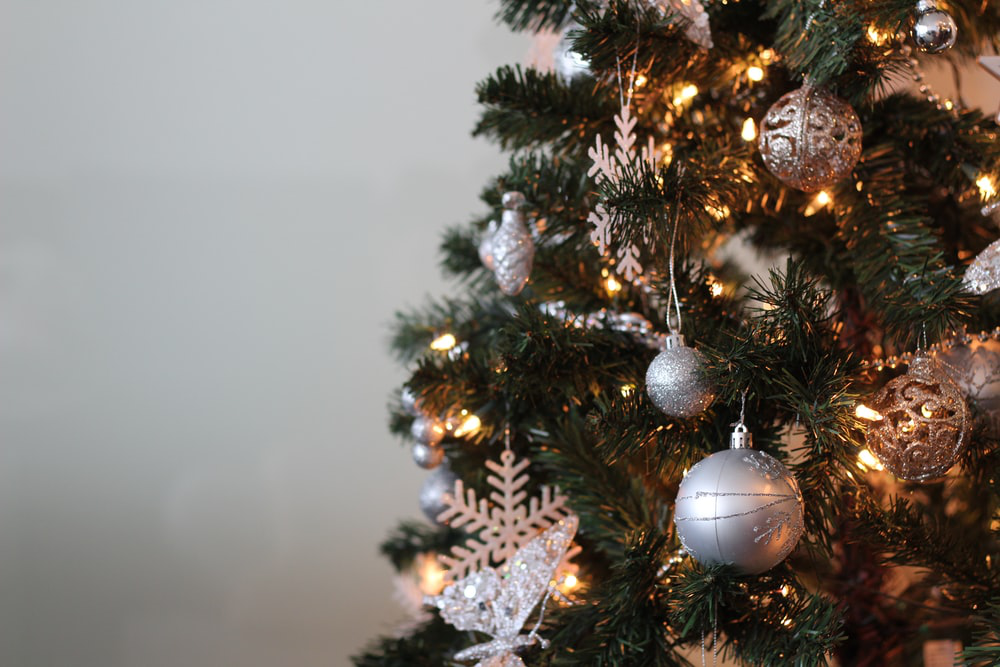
[936,336,1000,439]
[758,84,862,192]
[865,354,970,481]
[674,425,804,574]
[645,333,716,418]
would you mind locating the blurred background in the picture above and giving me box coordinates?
[0,2,996,666]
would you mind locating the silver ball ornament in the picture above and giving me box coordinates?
[937,337,1000,439]
[758,84,862,192]
[674,426,805,574]
[401,386,421,416]
[411,416,444,446]
[412,441,445,470]
[645,333,716,418]
[420,466,457,523]
[553,23,590,82]
[912,0,957,53]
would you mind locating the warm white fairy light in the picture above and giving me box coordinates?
[453,413,482,438]
[804,190,832,216]
[620,383,636,397]
[857,448,885,472]
[742,117,757,141]
[747,66,764,82]
[430,333,457,351]
[978,175,997,200]
[855,404,883,421]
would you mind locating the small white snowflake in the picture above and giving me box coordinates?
[436,450,579,582]
[587,103,658,281]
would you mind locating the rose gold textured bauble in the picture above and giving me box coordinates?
[758,85,862,192]
[865,354,970,482]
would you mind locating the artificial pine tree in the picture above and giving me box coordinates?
[354,0,1000,664]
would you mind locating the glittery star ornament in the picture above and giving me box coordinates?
[865,353,970,481]
[426,517,579,667]
[673,424,804,574]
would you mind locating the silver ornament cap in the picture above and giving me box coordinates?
[645,333,716,418]
[412,441,445,470]
[674,426,804,574]
[411,416,444,446]
[420,465,457,522]
[912,2,958,53]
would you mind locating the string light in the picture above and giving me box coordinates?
[855,404,883,421]
[416,554,447,596]
[741,117,757,141]
[803,190,832,216]
[620,383,636,397]
[710,281,725,297]
[978,174,997,200]
[866,25,892,46]
[673,84,699,106]
[747,66,764,82]
[453,413,482,438]
[430,333,457,351]
[857,448,885,472]
[634,74,648,88]
[606,275,623,294]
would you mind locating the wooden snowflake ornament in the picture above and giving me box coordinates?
[436,450,579,582]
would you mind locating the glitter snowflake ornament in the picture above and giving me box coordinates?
[588,103,657,281]
[426,517,578,667]
[437,450,577,581]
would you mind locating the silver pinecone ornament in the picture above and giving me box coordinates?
[674,424,805,574]
[645,333,716,417]
[482,192,534,296]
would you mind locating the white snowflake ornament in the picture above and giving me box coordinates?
[587,104,658,281]
[437,450,578,582]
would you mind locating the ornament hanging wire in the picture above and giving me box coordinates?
[665,169,685,333]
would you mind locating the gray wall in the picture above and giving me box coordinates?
[0,2,527,665]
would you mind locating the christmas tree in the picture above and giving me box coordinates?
[354,1,1000,665]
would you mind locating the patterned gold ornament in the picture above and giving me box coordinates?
[865,354,970,481]
[758,84,862,192]
[936,336,1000,439]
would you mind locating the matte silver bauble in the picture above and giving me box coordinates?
[937,337,1000,439]
[674,426,804,574]
[645,333,716,418]
[420,466,458,523]
[412,441,445,470]
[912,0,957,53]
[758,84,862,192]
[553,23,590,82]
[865,354,969,481]
[491,192,534,296]
[411,416,444,446]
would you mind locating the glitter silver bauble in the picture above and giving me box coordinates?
[674,425,804,574]
[401,386,421,416]
[491,192,534,296]
[937,337,1000,439]
[412,441,445,470]
[645,333,716,418]
[911,0,957,53]
[553,23,590,82]
[411,416,444,446]
[865,353,969,481]
[963,238,1000,294]
[420,466,457,522]
[758,84,862,192]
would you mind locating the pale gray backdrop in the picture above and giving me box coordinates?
[0,2,527,665]
[1,2,996,666]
